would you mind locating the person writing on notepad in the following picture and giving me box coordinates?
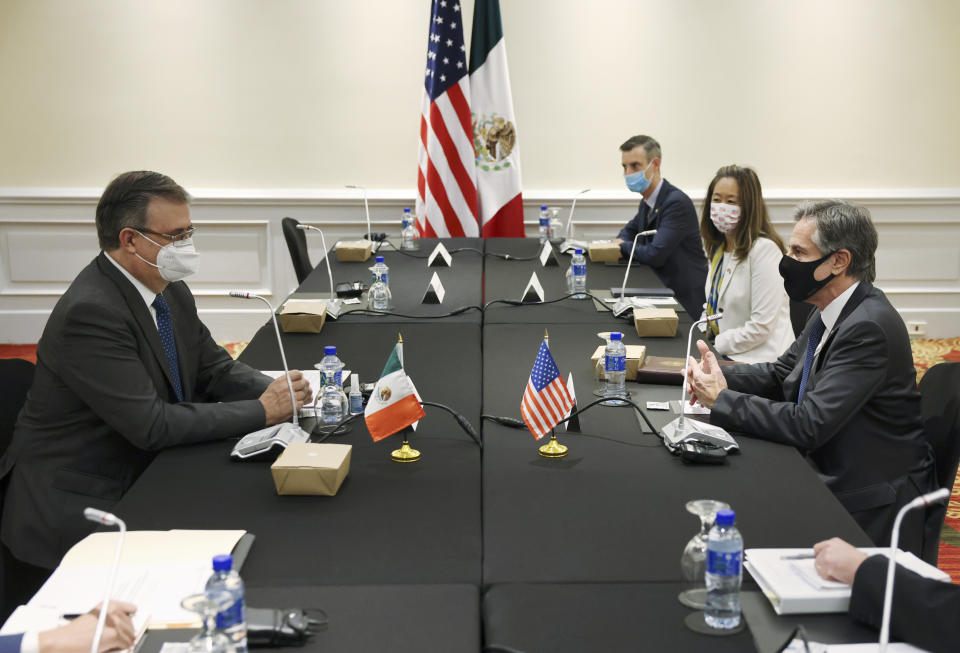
[0,602,137,653]
[814,537,957,652]
[698,165,793,363]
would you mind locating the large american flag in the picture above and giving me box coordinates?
[416,0,479,238]
[521,340,575,440]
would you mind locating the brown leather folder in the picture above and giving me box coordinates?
[635,356,736,385]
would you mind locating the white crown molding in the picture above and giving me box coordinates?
[2,187,959,206]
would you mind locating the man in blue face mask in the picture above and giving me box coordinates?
[614,135,707,319]
[0,171,314,611]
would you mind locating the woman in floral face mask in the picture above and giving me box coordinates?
[698,165,794,363]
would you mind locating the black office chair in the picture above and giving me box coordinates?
[789,299,815,337]
[0,357,35,618]
[281,217,313,285]
[917,361,960,565]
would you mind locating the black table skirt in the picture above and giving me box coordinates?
[141,584,480,653]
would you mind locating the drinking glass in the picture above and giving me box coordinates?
[678,499,730,609]
[180,591,236,653]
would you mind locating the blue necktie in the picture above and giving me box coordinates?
[797,316,826,404]
[152,293,184,402]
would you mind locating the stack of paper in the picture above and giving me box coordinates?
[745,547,950,615]
[16,530,246,629]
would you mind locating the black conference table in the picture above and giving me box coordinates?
[293,237,484,323]
[112,238,881,652]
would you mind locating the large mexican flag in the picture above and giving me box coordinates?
[469,0,525,237]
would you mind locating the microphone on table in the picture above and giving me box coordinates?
[879,487,950,652]
[611,229,658,316]
[559,188,590,253]
[296,224,343,319]
[83,508,126,653]
[660,312,739,451]
[345,184,374,244]
[228,292,310,449]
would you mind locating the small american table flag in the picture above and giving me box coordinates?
[521,340,575,440]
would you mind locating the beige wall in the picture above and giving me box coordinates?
[1,0,958,192]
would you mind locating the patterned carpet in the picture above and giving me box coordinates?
[2,337,959,578]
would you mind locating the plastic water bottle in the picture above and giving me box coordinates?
[604,332,626,404]
[401,208,419,251]
[538,205,550,244]
[318,346,346,424]
[705,508,743,629]
[371,256,390,287]
[369,256,391,310]
[548,207,564,245]
[205,554,247,652]
[570,248,587,299]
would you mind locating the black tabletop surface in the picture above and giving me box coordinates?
[112,322,483,587]
[482,237,671,325]
[140,584,480,653]
[295,237,483,323]
[480,324,870,585]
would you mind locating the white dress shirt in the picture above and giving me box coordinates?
[815,280,861,358]
[643,178,663,212]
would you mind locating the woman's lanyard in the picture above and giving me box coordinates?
[706,247,725,335]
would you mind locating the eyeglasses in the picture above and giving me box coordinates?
[136,226,197,243]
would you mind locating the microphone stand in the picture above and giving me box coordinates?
[660,313,740,451]
[879,488,950,652]
[296,224,343,319]
[228,292,310,448]
[345,184,373,243]
[559,188,590,253]
[611,229,657,316]
[83,508,126,653]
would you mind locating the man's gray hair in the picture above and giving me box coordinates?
[793,200,877,283]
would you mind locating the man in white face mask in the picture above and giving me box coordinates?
[0,171,313,608]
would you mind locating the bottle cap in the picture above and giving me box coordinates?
[610,332,622,341]
[324,345,337,355]
[375,256,385,263]
[574,248,583,255]
[715,509,735,526]
[212,553,233,572]
[540,205,548,210]
[403,207,411,213]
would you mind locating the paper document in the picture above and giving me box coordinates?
[29,562,204,625]
[782,641,927,652]
[746,547,950,615]
[61,530,246,568]
[2,604,151,652]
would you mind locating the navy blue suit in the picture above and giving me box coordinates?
[617,179,707,318]
[0,634,23,653]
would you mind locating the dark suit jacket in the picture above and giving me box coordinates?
[849,554,958,652]
[0,634,22,653]
[617,178,707,319]
[710,282,936,552]
[0,253,271,569]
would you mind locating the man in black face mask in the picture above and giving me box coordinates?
[685,200,936,556]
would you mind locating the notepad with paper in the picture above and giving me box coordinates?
[745,547,950,615]
[19,530,247,628]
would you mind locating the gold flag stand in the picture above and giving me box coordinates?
[538,429,568,458]
[391,438,421,463]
